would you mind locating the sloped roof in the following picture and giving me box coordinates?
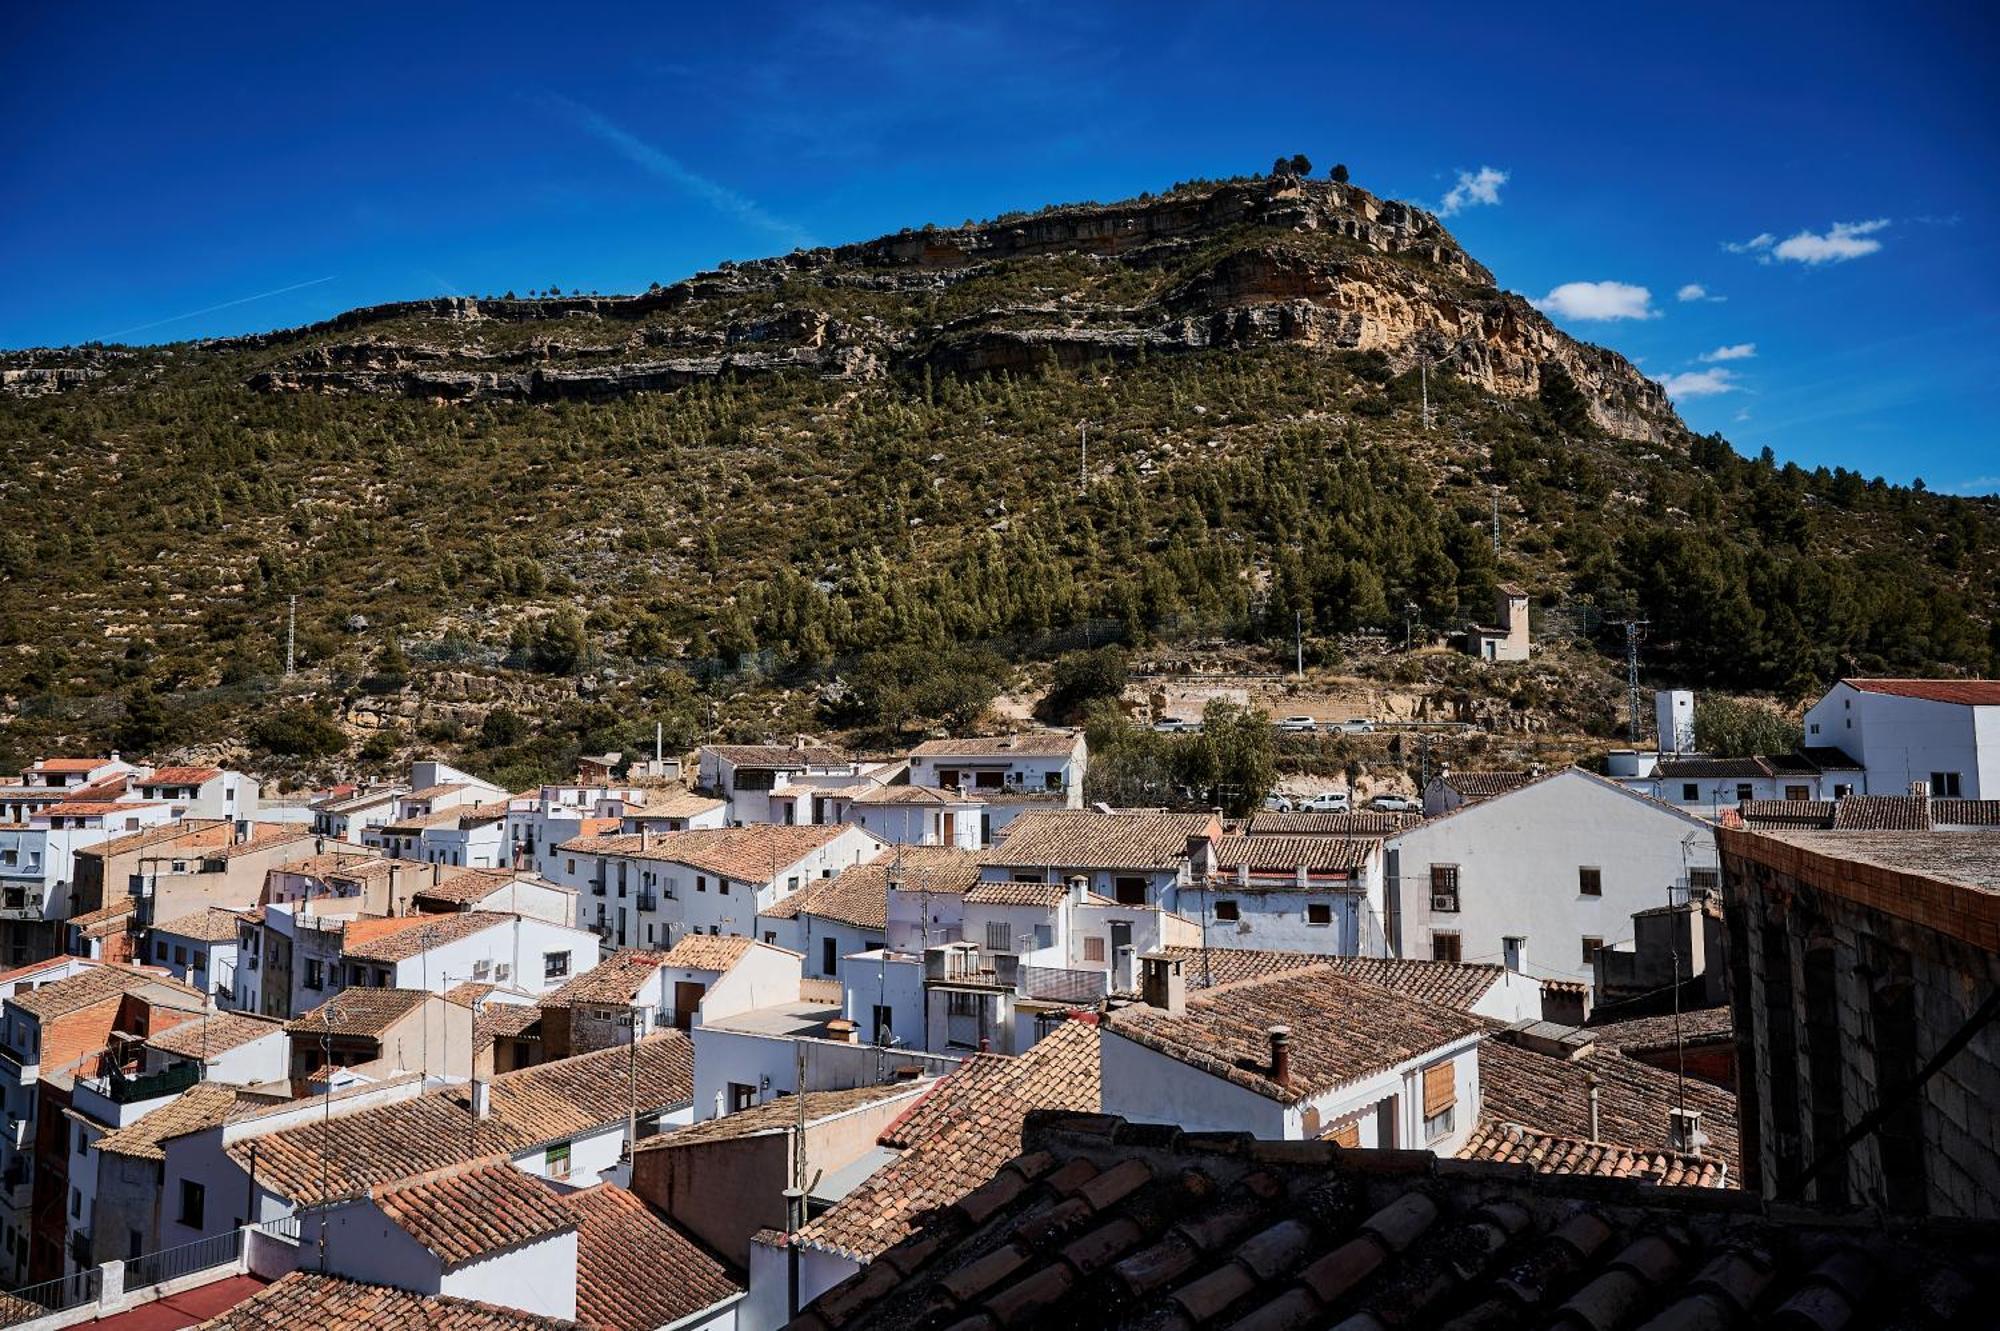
[560,823,854,880]
[8,965,202,1021]
[561,1183,743,1331]
[1737,799,1837,830]
[1148,946,1507,1012]
[230,1032,694,1206]
[1585,1005,1734,1055]
[286,987,430,1037]
[704,743,848,767]
[1210,834,1373,874]
[1244,810,1419,836]
[188,1271,582,1330]
[1106,966,1484,1104]
[658,933,762,971]
[643,1081,929,1150]
[909,732,1081,758]
[1457,1119,1730,1187]
[146,1010,285,1060]
[408,867,527,905]
[153,907,249,943]
[983,809,1220,871]
[1438,770,1540,799]
[141,766,224,786]
[1478,1037,1740,1176]
[372,1158,574,1268]
[96,1083,245,1161]
[542,950,669,1007]
[1842,677,2000,706]
[1831,794,1933,831]
[341,911,509,962]
[763,847,984,930]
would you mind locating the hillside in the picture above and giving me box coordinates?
[2,169,1995,786]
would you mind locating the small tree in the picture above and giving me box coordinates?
[1289,153,1312,176]
[1330,163,1350,184]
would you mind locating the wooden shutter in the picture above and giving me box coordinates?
[1422,1061,1456,1118]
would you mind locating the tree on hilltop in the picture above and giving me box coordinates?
[1330,163,1350,183]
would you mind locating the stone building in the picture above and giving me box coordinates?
[1717,824,2000,1217]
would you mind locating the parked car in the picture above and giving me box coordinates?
[1276,715,1319,734]
[1152,717,1191,733]
[1338,717,1376,734]
[1261,794,1295,812]
[1300,790,1352,812]
[1368,793,1421,813]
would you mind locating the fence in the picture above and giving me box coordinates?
[1,1268,99,1323]
[123,1227,242,1292]
[1019,965,1109,1005]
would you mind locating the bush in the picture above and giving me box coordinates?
[251,705,347,758]
[1042,646,1129,721]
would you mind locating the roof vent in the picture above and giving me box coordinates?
[1669,1105,1706,1156]
[1268,1025,1293,1088]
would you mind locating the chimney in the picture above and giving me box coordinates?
[470,1078,491,1120]
[1237,862,1249,888]
[1586,1071,1601,1143]
[1268,1025,1293,1088]
[1114,944,1138,995]
[1067,874,1088,907]
[1669,1106,1705,1156]
[314,836,325,855]
[1140,955,1186,1017]
[1185,834,1216,880]
[640,825,651,852]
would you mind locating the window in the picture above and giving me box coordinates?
[1785,785,1810,802]
[1735,783,1754,802]
[566,858,576,875]
[155,940,168,961]
[1930,772,1963,797]
[763,931,777,945]
[872,1004,894,1044]
[822,937,838,976]
[1307,903,1333,926]
[193,950,207,973]
[1429,865,1460,912]
[1809,722,1820,734]
[74,1124,87,1157]
[696,875,707,893]
[1114,877,1147,906]
[946,991,980,1018]
[1214,900,1240,922]
[1502,936,1526,971]
[1578,867,1602,897]
[1581,936,1604,964]
[178,1180,205,1228]
[1044,771,1062,791]
[984,922,1012,953]
[1688,867,1720,896]
[1421,1061,1456,1142]
[173,945,188,966]
[787,875,800,892]
[728,1082,757,1112]
[1681,783,1699,802]
[543,951,571,980]
[70,1188,80,1217]
[1430,932,1461,963]
[1083,936,1106,962]
[1032,924,1053,951]
[719,880,730,896]
[545,1142,571,1180]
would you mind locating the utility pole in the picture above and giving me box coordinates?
[1612,619,1650,744]
[285,595,297,675]
[1491,487,1501,554]
[1420,354,1431,431]
[1403,602,1420,652]
[1294,610,1303,680]
[1078,422,1088,490]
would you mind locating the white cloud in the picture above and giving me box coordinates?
[1439,166,1507,217]
[1771,218,1889,264]
[1723,233,1775,255]
[1699,343,1757,362]
[1733,409,1753,422]
[1531,280,1656,321]
[1677,283,1725,303]
[1659,367,1741,398]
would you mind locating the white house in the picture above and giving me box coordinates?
[407,866,577,926]
[143,907,246,1001]
[906,733,1087,838]
[1459,586,1531,663]
[1631,754,1852,814]
[129,766,259,822]
[310,785,408,843]
[695,744,859,826]
[1802,677,2000,798]
[976,808,1222,911]
[365,802,508,869]
[1386,767,1718,988]
[841,786,986,849]
[551,823,887,951]
[337,911,601,998]
[1178,834,1389,957]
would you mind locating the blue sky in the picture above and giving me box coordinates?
[4,3,1995,490]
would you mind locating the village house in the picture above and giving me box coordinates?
[975,807,1222,911]
[284,987,476,1086]
[1459,584,1532,662]
[335,910,599,1000]
[1178,832,1389,956]
[551,822,886,951]
[1420,766,1540,815]
[1388,767,1718,988]
[405,864,577,924]
[1801,676,2000,798]
[365,800,509,869]
[905,732,1087,838]
[142,906,248,1001]
[64,899,139,965]
[538,948,678,1058]
[128,765,259,822]
[756,856,898,979]
[0,789,175,965]
[308,783,407,843]
[695,742,860,826]
[69,818,316,931]
[840,784,987,848]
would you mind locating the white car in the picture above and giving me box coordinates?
[1276,715,1319,734]
[1369,793,1421,813]
[1151,717,1190,733]
[1339,717,1376,734]
[1261,794,1294,812]
[1300,791,1352,812]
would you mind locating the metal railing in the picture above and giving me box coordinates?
[124,1226,242,1291]
[1019,965,1108,1005]
[3,1266,100,1322]
[257,1212,302,1244]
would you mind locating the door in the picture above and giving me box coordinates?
[1108,922,1132,968]
[672,981,706,1030]
[822,937,838,976]
[942,811,955,845]
[1502,936,1524,972]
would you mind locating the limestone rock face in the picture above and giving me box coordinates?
[234,175,1675,441]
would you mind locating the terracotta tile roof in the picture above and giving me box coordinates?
[1737,798,1837,830]
[1244,810,1419,835]
[404,783,472,801]
[229,1031,694,1206]
[70,897,138,936]
[966,878,1077,907]
[1437,769,1539,799]
[140,766,224,786]
[474,1003,543,1048]
[96,1082,244,1161]
[1831,794,1933,830]
[342,910,509,962]
[35,757,109,773]
[705,743,849,767]
[153,906,249,943]
[909,732,1082,758]
[983,810,1221,871]
[1843,676,2000,705]
[382,802,505,834]
[1148,946,1506,1010]
[1210,834,1372,875]
[848,785,962,805]
[783,1111,1987,1331]
[191,1271,583,1330]
[286,987,430,1037]
[791,1019,1101,1262]
[561,823,854,880]
[659,933,770,971]
[763,848,984,929]
[561,1183,742,1331]
[1107,966,1483,1104]
[371,1157,574,1267]
[8,965,201,1020]
[543,950,669,1006]
[41,800,153,816]
[276,852,397,882]
[1655,755,1776,780]
[146,1010,285,1060]
[644,1081,930,1150]
[1585,1005,1734,1055]
[1935,798,2000,827]
[629,787,726,818]
[1478,1037,1740,1176]
[409,867,525,905]
[77,819,233,860]
[1457,1119,1730,1187]
[799,977,843,1004]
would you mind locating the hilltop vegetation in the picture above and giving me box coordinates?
[1,173,1994,781]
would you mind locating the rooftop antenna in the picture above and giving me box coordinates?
[285,595,297,675]
[1612,620,1650,745]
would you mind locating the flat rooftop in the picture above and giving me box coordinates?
[704,999,843,1039]
[1754,829,2000,894]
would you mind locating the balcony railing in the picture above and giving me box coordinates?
[1018,965,1108,1005]
[6,1264,101,1319]
[125,1226,243,1290]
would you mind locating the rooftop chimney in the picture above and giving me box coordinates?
[1669,1106,1705,1156]
[1140,954,1186,1017]
[1268,1025,1293,1088]
[1067,874,1088,907]
[1586,1071,1601,1143]
[470,1078,491,1120]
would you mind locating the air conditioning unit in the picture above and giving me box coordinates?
[1431,895,1459,912]
[473,960,492,980]
[495,964,511,981]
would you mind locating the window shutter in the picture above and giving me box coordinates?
[1422,1061,1456,1118]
